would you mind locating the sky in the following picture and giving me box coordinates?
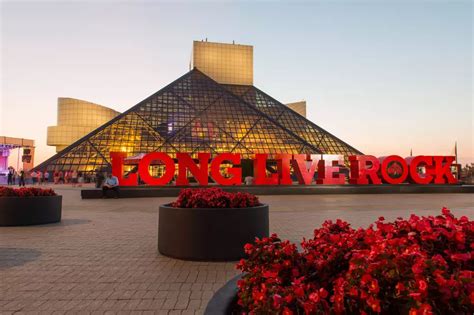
[1,0,472,166]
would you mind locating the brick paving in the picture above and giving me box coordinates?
[0,185,472,314]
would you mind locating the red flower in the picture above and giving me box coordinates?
[368,279,380,294]
[412,261,425,274]
[418,279,428,293]
[319,288,328,299]
[441,207,451,216]
[171,188,259,208]
[243,244,253,255]
[294,286,304,298]
[349,287,358,297]
[252,290,264,301]
[302,301,315,314]
[272,294,282,309]
[0,187,57,197]
[450,252,471,262]
[396,282,405,295]
[409,292,422,302]
[410,303,433,315]
[360,274,373,286]
[309,292,320,303]
[236,209,474,314]
[262,270,278,279]
[367,296,381,313]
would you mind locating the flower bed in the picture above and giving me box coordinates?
[0,187,57,197]
[0,187,61,226]
[171,187,260,208]
[236,208,473,314]
[158,188,268,261]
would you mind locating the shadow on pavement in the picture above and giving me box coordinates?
[0,248,41,270]
[55,218,91,226]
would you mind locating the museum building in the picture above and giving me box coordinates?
[34,41,362,175]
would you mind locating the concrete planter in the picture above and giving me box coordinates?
[205,275,242,315]
[158,204,269,261]
[0,195,62,226]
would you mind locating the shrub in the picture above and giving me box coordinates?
[0,187,57,197]
[237,208,473,314]
[171,188,260,208]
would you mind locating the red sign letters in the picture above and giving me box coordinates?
[111,152,458,186]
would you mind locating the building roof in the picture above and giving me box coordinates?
[34,69,361,172]
[0,136,34,148]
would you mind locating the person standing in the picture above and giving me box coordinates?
[19,170,25,187]
[77,171,84,187]
[30,171,37,185]
[44,171,50,184]
[7,168,13,185]
[71,170,78,187]
[37,171,43,185]
[95,169,105,188]
[102,173,120,198]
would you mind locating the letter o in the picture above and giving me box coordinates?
[380,155,408,184]
[138,153,175,186]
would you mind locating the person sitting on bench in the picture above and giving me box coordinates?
[102,173,120,198]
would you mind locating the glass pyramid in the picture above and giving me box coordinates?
[35,69,362,173]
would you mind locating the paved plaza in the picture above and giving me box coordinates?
[1,186,472,314]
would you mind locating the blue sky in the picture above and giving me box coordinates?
[1,1,472,165]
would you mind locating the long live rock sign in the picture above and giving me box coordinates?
[111,152,458,186]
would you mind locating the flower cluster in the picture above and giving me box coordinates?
[237,208,473,314]
[0,187,57,197]
[171,188,260,208]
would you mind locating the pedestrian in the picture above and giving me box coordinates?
[37,171,43,185]
[71,170,78,187]
[31,170,37,185]
[7,168,13,185]
[58,171,64,184]
[19,170,25,187]
[95,169,105,188]
[44,171,50,184]
[77,171,84,187]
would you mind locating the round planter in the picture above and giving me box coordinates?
[158,204,269,261]
[205,274,241,315]
[0,195,62,226]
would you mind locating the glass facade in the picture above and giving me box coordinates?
[35,69,362,173]
[223,85,359,157]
